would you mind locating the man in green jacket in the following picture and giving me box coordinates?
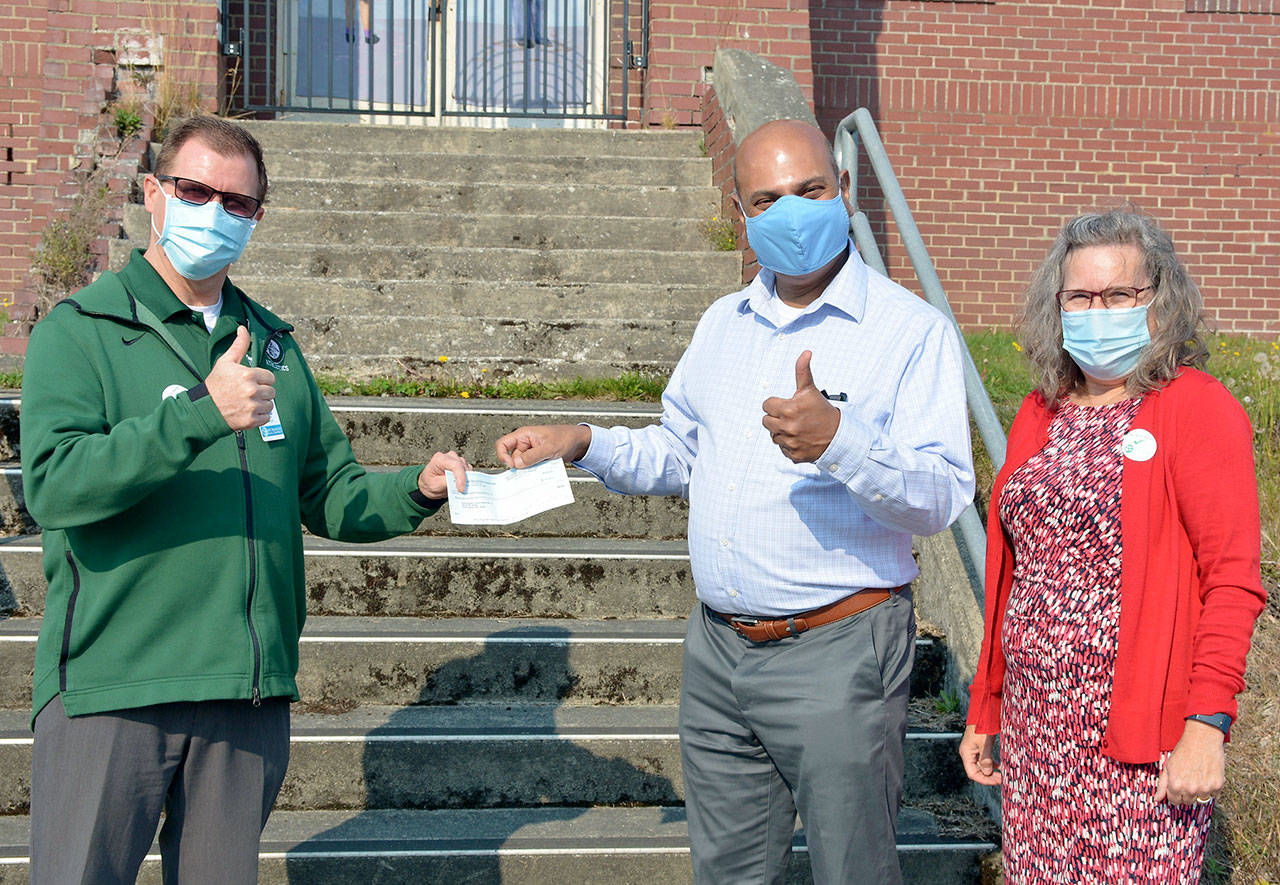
[20,115,468,883]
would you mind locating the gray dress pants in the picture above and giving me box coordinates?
[30,693,290,885]
[680,590,915,885]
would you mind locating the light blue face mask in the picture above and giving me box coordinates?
[1060,304,1152,382]
[742,194,850,277]
[152,191,257,280]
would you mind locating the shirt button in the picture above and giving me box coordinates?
[728,588,739,598]
[720,538,730,547]
[728,483,736,492]
[828,464,839,473]
[873,493,884,502]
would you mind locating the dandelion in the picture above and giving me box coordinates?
[437,355,449,363]
[1234,351,1241,357]
[460,391,470,399]
[1012,341,1023,352]
[481,368,488,373]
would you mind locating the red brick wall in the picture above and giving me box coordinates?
[0,0,220,357]
[808,0,1280,336]
[643,0,814,128]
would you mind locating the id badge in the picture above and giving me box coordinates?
[260,401,285,442]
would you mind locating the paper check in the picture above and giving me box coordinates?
[446,458,576,525]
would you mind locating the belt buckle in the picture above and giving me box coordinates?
[729,616,758,628]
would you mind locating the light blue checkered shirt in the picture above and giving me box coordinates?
[576,244,975,617]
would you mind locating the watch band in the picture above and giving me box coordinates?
[1185,712,1232,735]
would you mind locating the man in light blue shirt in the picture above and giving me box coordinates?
[496,119,974,884]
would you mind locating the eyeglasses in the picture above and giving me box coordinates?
[154,175,262,219]
[1055,285,1153,312]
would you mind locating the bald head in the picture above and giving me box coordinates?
[733,119,843,217]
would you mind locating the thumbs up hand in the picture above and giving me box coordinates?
[761,350,840,463]
[206,325,277,431]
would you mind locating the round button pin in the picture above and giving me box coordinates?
[1121,428,1157,462]
[161,384,186,401]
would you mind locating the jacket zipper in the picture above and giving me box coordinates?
[237,430,262,706]
[58,552,82,692]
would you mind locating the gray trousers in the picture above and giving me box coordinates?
[680,590,915,885]
[30,694,291,885]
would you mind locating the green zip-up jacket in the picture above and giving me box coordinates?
[22,250,439,722]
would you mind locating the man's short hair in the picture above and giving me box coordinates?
[154,116,269,202]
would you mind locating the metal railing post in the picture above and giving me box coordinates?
[833,107,1010,594]
[838,108,1007,472]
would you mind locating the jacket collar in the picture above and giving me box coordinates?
[86,249,293,339]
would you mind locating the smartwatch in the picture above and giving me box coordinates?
[1185,712,1232,736]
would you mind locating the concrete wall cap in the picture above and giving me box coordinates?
[711,48,818,147]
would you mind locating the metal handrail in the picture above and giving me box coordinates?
[834,107,1007,593]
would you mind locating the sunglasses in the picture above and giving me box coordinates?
[155,174,262,219]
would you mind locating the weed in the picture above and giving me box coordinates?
[110,100,144,139]
[701,215,737,252]
[313,371,668,402]
[128,0,210,141]
[933,689,961,715]
[30,172,113,315]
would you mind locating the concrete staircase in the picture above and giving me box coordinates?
[0,395,995,883]
[110,122,741,382]
[13,120,997,881]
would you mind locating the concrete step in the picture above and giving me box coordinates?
[0,618,948,711]
[263,151,713,188]
[0,396,668,467]
[0,465,687,540]
[263,178,721,217]
[299,353,678,382]
[231,243,739,286]
[0,536,697,620]
[239,278,724,322]
[238,120,708,159]
[0,804,996,883]
[286,314,694,368]
[123,204,718,252]
[0,704,968,814]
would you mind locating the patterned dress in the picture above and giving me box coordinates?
[997,398,1212,883]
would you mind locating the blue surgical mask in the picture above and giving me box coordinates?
[1060,304,1151,382]
[742,194,849,277]
[152,192,257,280]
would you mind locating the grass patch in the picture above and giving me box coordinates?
[313,371,667,402]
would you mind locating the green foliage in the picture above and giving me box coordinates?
[932,689,961,716]
[0,371,21,389]
[31,174,113,312]
[110,101,144,138]
[314,371,668,402]
[701,215,738,252]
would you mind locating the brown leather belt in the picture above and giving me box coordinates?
[709,586,906,642]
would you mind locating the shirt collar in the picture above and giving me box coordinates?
[738,241,869,325]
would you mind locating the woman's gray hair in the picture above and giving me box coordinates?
[1020,209,1209,407]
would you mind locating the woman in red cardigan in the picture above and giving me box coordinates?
[959,210,1265,882]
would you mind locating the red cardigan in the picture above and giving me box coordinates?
[966,368,1266,764]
